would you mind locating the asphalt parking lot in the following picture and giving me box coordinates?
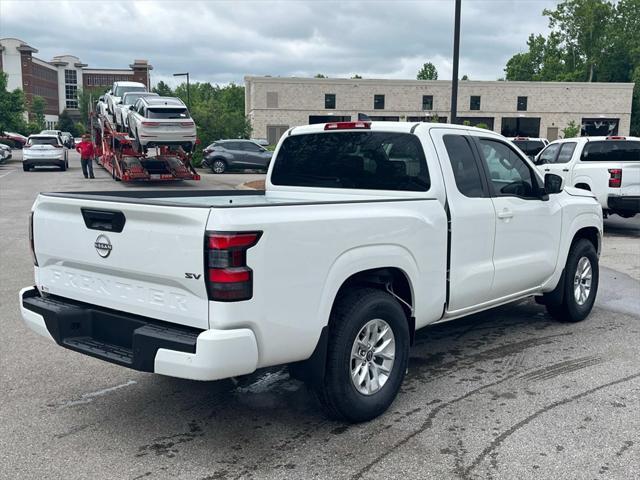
[1,150,639,480]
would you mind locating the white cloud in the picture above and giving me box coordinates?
[0,0,558,86]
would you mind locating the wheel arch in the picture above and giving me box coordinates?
[289,246,418,385]
[542,212,602,293]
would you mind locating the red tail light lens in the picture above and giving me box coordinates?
[142,122,160,127]
[29,212,38,266]
[608,169,622,188]
[324,121,371,130]
[180,122,195,127]
[205,232,261,301]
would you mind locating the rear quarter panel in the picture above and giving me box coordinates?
[207,199,447,368]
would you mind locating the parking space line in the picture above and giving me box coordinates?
[0,170,15,179]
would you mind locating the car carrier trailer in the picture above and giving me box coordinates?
[89,112,200,182]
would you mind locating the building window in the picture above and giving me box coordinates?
[325,93,336,109]
[374,94,385,110]
[517,96,527,111]
[470,96,481,111]
[65,69,77,85]
[266,91,278,108]
[65,84,78,109]
[422,95,433,110]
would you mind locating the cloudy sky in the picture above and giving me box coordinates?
[1,0,558,87]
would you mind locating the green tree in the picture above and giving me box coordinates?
[30,96,46,131]
[77,87,104,126]
[0,72,26,134]
[562,120,581,138]
[351,74,363,79]
[56,109,78,136]
[417,62,438,80]
[476,122,490,129]
[75,122,86,136]
[461,74,470,80]
[544,0,614,81]
[314,73,327,78]
[152,80,173,96]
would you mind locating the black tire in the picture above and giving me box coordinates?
[211,159,227,174]
[22,163,30,172]
[60,161,67,171]
[545,239,599,323]
[314,288,409,423]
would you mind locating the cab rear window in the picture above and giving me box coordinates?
[271,131,430,191]
[512,140,545,156]
[28,137,59,146]
[581,141,640,161]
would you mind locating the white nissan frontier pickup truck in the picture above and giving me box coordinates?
[20,121,602,422]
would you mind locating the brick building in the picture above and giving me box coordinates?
[245,76,634,145]
[0,37,152,127]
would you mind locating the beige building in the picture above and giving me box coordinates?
[245,76,634,145]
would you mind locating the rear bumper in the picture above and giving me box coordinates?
[19,287,258,381]
[24,158,64,166]
[607,195,640,213]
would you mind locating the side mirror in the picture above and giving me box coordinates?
[129,105,135,110]
[544,173,563,194]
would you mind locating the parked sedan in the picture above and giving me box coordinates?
[203,139,273,173]
[22,135,69,171]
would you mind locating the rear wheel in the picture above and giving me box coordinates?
[545,239,599,322]
[211,159,227,174]
[313,288,409,423]
[22,163,30,172]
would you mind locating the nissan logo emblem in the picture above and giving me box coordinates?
[94,234,112,258]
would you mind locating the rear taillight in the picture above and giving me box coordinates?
[142,122,160,127]
[29,212,38,266]
[324,121,371,130]
[180,122,195,127]
[205,232,261,301]
[606,136,626,140]
[609,168,622,188]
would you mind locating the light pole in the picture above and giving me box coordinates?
[173,72,190,109]
[450,0,461,124]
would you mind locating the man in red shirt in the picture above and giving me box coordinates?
[75,134,95,179]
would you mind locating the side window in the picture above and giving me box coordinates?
[556,142,577,164]
[243,143,262,152]
[443,135,485,198]
[477,139,537,198]
[538,143,560,164]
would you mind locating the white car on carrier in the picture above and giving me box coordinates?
[20,121,602,422]
[127,96,196,153]
[105,81,147,116]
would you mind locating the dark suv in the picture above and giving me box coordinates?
[202,140,272,173]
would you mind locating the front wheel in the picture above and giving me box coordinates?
[314,288,409,423]
[545,239,599,322]
[211,159,227,174]
[22,163,30,172]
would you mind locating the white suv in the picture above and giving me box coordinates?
[114,91,158,132]
[127,96,196,153]
[105,81,147,115]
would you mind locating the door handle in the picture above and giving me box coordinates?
[562,168,569,172]
[497,209,514,220]
[544,168,550,172]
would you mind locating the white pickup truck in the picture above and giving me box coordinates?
[535,136,640,218]
[20,122,602,422]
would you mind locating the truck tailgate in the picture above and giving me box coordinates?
[621,162,640,196]
[32,194,210,329]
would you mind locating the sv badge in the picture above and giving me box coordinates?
[185,273,202,280]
